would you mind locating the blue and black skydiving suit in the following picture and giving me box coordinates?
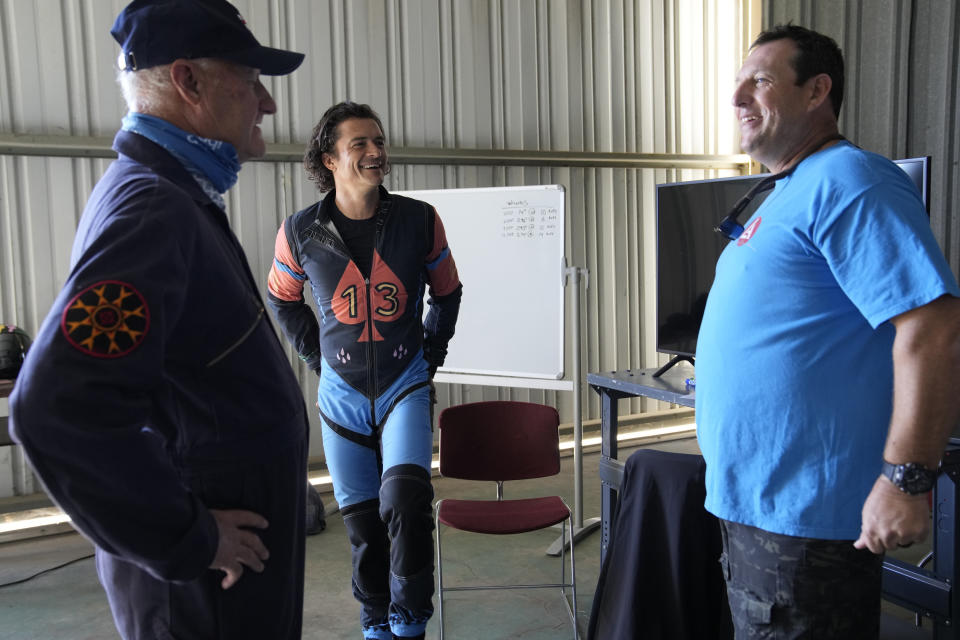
[267,186,462,640]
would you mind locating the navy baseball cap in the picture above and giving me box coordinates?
[111,0,304,75]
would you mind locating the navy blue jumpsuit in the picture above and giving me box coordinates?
[10,130,309,640]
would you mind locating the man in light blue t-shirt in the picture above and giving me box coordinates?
[696,24,960,638]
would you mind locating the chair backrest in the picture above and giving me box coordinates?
[438,400,561,482]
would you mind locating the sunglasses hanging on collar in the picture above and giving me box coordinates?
[714,133,846,241]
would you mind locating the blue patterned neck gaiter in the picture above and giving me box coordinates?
[121,112,242,195]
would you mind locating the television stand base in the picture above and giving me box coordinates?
[652,355,695,378]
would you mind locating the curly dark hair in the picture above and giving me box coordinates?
[303,101,389,193]
[753,24,844,118]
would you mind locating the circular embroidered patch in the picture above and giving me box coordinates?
[61,280,150,358]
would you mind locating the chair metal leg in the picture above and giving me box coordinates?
[435,506,445,640]
[569,514,579,639]
[434,501,579,639]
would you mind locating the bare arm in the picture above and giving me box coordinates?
[855,294,960,553]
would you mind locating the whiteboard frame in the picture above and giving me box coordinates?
[397,184,567,383]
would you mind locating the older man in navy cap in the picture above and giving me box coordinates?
[10,1,308,638]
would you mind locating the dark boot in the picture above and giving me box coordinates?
[341,499,391,634]
[380,464,435,639]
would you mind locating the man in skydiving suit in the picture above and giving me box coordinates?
[267,101,462,640]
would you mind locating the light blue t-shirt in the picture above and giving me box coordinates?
[696,141,960,539]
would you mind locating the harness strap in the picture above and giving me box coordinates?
[318,407,379,450]
[319,379,432,474]
[374,380,431,433]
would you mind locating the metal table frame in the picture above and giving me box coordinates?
[589,365,960,637]
[588,364,695,565]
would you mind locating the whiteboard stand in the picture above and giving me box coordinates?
[546,264,601,557]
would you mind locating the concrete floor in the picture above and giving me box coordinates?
[0,438,942,639]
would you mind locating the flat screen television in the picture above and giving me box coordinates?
[892,156,931,212]
[654,155,931,369]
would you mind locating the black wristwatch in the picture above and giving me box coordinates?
[881,460,937,495]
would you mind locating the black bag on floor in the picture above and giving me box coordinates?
[0,324,31,379]
[306,481,326,535]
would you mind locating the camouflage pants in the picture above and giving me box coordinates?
[719,519,883,639]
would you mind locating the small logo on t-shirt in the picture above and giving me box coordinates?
[737,216,762,246]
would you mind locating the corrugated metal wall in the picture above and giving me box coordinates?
[2,1,949,496]
[0,0,751,495]
[763,0,960,275]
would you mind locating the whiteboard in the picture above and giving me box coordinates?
[396,185,565,380]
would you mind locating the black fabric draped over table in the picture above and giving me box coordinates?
[588,449,733,640]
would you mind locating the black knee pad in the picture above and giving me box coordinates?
[379,464,435,577]
[341,498,390,605]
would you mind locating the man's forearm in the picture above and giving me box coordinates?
[265,293,323,371]
[884,295,960,467]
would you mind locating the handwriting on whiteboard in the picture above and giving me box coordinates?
[501,205,559,239]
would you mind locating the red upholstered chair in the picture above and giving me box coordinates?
[434,400,579,639]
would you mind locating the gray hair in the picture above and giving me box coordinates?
[116,58,217,114]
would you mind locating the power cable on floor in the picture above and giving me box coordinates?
[0,553,95,588]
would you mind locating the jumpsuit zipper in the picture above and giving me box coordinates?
[366,207,387,426]
[206,303,265,367]
[365,275,378,427]
[204,207,273,367]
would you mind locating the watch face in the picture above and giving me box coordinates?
[900,463,936,494]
